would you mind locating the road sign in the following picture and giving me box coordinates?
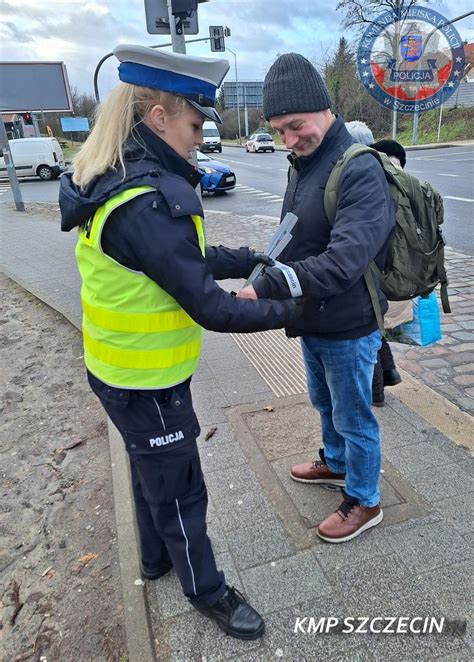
[60,117,90,132]
[209,26,225,52]
[144,0,198,34]
[0,62,73,113]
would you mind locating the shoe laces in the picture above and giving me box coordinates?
[312,448,327,469]
[226,586,245,610]
[337,498,358,520]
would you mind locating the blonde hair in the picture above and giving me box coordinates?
[72,83,186,190]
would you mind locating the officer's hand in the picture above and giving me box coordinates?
[237,285,258,300]
[249,251,274,269]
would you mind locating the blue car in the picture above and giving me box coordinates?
[197,150,236,194]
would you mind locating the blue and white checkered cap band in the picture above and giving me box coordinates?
[118,62,216,106]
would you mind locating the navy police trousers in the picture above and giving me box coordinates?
[87,371,226,608]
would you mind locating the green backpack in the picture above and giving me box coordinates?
[323,143,451,333]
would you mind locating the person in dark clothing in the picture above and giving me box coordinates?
[238,54,395,543]
[372,139,407,169]
[369,140,408,405]
[343,126,404,407]
[59,44,302,640]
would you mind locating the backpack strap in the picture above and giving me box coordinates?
[324,144,387,336]
[324,144,382,225]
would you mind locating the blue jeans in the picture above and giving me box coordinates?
[301,330,382,507]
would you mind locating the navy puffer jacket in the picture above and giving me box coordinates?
[253,115,395,340]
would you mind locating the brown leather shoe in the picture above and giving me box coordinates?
[290,449,345,487]
[317,499,383,543]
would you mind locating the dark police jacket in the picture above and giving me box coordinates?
[59,124,300,334]
[253,116,395,340]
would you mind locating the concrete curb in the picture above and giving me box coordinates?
[389,368,473,452]
[108,420,156,662]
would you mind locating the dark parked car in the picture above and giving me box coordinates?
[197,150,236,194]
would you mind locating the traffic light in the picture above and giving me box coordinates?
[209,26,225,52]
[22,112,33,125]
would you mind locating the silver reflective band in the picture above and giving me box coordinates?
[245,212,299,287]
[273,260,303,298]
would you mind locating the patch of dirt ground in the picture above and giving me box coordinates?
[0,277,127,661]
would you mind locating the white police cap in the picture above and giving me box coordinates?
[114,44,229,124]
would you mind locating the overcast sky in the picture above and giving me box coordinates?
[1,0,473,99]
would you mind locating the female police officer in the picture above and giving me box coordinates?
[59,45,301,640]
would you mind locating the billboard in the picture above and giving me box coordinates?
[61,117,90,132]
[0,62,73,113]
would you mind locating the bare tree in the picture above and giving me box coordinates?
[323,37,392,135]
[337,0,435,59]
[336,0,433,33]
[70,87,98,122]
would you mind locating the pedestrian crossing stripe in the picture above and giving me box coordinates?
[234,183,284,202]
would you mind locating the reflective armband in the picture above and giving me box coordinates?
[272,260,303,298]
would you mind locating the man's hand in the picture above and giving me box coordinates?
[237,285,258,300]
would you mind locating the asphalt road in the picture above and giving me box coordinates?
[1,144,472,254]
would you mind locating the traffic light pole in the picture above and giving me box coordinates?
[31,114,41,138]
[167,0,186,54]
[165,0,204,196]
[0,119,25,211]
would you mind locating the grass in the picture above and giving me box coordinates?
[61,139,82,161]
[390,107,474,146]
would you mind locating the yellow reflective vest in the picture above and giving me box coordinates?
[75,186,205,389]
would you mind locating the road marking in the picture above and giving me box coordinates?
[234,183,284,202]
[438,173,459,177]
[444,196,474,202]
[407,169,423,173]
[414,150,474,160]
[206,210,231,215]
[223,158,273,169]
[438,158,474,163]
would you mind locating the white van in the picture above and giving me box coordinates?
[0,137,67,180]
[200,121,222,153]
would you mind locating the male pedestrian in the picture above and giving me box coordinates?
[238,54,395,543]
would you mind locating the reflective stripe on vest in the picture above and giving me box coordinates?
[75,185,205,389]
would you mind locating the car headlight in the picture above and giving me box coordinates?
[203,167,217,174]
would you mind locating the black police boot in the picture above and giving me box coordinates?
[383,367,402,387]
[372,355,385,407]
[379,338,402,387]
[198,586,265,640]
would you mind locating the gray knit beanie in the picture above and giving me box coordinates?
[263,53,331,120]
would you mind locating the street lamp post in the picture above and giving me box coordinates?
[225,46,242,144]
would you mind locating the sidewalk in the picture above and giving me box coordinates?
[1,202,472,661]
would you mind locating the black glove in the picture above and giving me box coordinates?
[248,251,275,270]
